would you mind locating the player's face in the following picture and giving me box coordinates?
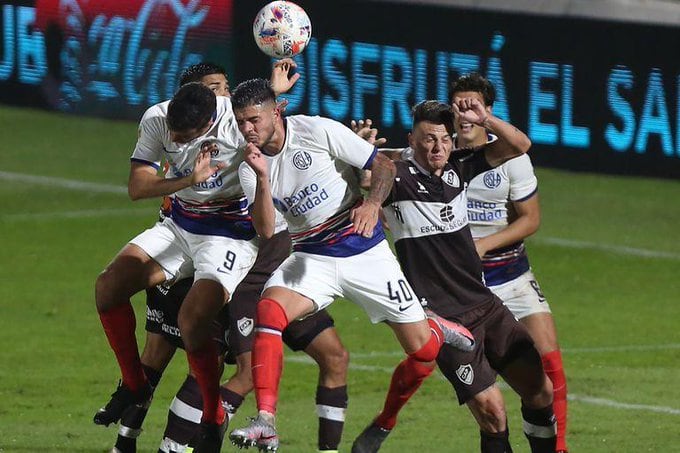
[200,73,230,97]
[451,90,491,145]
[235,102,279,149]
[408,120,453,175]
[169,119,214,144]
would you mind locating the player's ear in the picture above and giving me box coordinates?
[407,132,414,148]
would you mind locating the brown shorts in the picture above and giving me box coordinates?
[227,230,335,358]
[436,299,535,404]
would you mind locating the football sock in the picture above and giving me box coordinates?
[316,385,348,450]
[114,365,162,451]
[252,298,289,415]
[220,387,245,421]
[159,375,203,452]
[187,342,225,425]
[374,327,440,430]
[480,428,513,453]
[542,350,568,452]
[99,302,146,391]
[521,403,557,453]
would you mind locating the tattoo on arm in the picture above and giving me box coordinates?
[366,154,396,204]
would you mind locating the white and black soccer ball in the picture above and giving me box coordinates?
[253,1,312,58]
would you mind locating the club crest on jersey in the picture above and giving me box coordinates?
[292,151,312,170]
[456,364,474,385]
[237,317,254,337]
[483,171,502,188]
[439,205,456,222]
[442,169,460,188]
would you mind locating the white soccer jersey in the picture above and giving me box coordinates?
[467,153,538,240]
[467,153,538,286]
[239,115,381,256]
[131,96,253,238]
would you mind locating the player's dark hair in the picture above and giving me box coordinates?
[231,78,276,111]
[450,72,496,107]
[412,100,454,127]
[179,62,228,87]
[166,82,216,132]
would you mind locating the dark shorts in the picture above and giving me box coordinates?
[146,230,335,359]
[145,278,229,352]
[228,230,335,356]
[436,298,536,405]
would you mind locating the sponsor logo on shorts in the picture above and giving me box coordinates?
[398,303,415,312]
[456,364,474,385]
[292,151,312,170]
[147,307,164,323]
[161,323,181,338]
[237,317,254,337]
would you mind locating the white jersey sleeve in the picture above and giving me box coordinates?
[309,117,377,169]
[131,103,169,169]
[506,154,538,202]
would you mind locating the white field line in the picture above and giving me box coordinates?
[0,170,127,194]
[285,355,680,416]
[532,236,680,261]
[346,343,680,359]
[3,207,151,222]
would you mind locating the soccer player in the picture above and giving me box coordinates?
[352,100,556,453]
[107,62,350,453]
[93,60,298,452]
[457,73,569,453]
[226,78,474,452]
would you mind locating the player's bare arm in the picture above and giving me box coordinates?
[474,194,541,258]
[128,147,225,200]
[350,153,396,237]
[244,142,276,239]
[270,58,300,96]
[452,96,531,167]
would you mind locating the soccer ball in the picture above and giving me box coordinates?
[253,1,312,58]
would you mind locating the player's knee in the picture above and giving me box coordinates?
[471,396,507,432]
[95,267,122,312]
[318,344,349,378]
[409,334,440,363]
[256,298,289,331]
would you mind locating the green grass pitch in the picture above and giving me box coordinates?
[1,105,679,452]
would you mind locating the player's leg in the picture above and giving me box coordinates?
[230,251,337,450]
[180,234,257,452]
[491,302,555,453]
[498,271,567,452]
[345,242,471,429]
[114,279,190,452]
[94,238,171,425]
[113,331,176,453]
[287,312,348,453]
[435,304,514,453]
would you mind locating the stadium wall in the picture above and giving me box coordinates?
[1,0,679,178]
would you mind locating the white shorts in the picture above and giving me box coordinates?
[489,270,552,320]
[264,240,426,324]
[129,217,258,297]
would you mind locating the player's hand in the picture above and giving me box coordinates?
[191,143,225,184]
[270,58,300,95]
[243,142,269,177]
[351,119,387,147]
[350,199,381,238]
[451,97,489,127]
